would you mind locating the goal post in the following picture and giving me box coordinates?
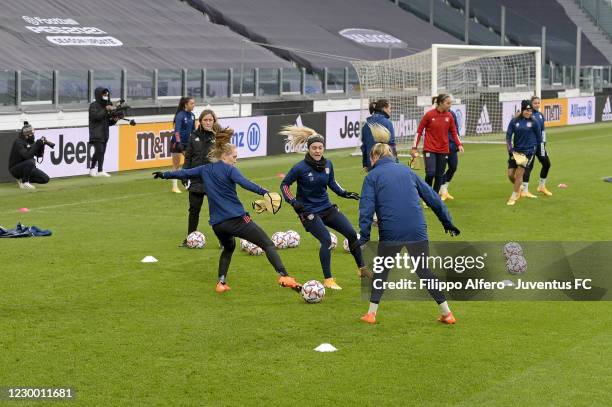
[351,44,541,156]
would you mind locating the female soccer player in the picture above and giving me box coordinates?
[180,109,221,247]
[358,143,461,325]
[440,107,460,201]
[521,96,552,197]
[170,97,195,193]
[280,125,368,290]
[153,129,301,292]
[412,94,464,193]
[360,98,397,171]
[506,100,543,206]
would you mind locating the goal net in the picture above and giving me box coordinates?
[351,44,541,156]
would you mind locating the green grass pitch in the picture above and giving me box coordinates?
[1,123,611,406]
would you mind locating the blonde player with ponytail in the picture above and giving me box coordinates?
[153,128,301,292]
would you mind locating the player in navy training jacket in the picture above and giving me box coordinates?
[521,96,553,197]
[505,100,543,206]
[280,125,370,290]
[154,129,301,292]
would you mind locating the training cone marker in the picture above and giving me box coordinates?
[314,343,337,352]
[558,183,567,189]
[141,256,158,263]
[276,172,285,179]
[18,208,29,213]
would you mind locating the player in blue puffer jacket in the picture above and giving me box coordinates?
[358,143,461,325]
[280,125,369,290]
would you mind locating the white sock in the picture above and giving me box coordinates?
[368,302,379,314]
[539,178,546,188]
[511,191,519,200]
[522,182,529,191]
[438,301,451,316]
[172,179,178,189]
[440,183,448,193]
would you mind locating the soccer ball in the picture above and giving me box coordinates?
[329,232,337,250]
[271,232,288,249]
[343,234,360,252]
[248,244,264,256]
[503,241,523,258]
[186,231,206,249]
[506,255,527,275]
[240,239,253,252]
[285,230,301,248]
[301,280,325,303]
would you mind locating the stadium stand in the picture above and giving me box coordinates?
[447,0,610,65]
[185,0,460,70]
[395,0,502,46]
[0,0,291,70]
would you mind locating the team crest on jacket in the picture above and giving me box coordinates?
[445,117,449,122]
[325,167,330,174]
[527,122,532,128]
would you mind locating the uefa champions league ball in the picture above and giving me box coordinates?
[285,230,301,248]
[271,232,288,249]
[329,232,338,250]
[506,255,527,275]
[503,241,523,258]
[343,234,360,252]
[301,280,325,303]
[248,244,264,256]
[240,239,253,252]
[186,231,206,249]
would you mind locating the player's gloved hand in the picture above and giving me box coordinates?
[181,179,191,189]
[443,222,461,237]
[343,191,360,200]
[292,201,305,215]
[152,171,164,179]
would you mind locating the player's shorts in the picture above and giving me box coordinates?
[508,152,534,169]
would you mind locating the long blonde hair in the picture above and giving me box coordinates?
[368,123,391,143]
[207,127,235,161]
[279,125,323,152]
[369,143,393,163]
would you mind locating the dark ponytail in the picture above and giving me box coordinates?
[369,98,390,114]
[434,94,450,106]
[173,96,194,124]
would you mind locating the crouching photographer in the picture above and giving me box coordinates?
[8,122,51,189]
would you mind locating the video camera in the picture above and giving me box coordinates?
[108,99,136,126]
[39,136,55,149]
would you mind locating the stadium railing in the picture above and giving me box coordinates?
[2,63,610,114]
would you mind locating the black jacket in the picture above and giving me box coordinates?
[89,87,116,143]
[8,137,44,169]
[183,128,215,194]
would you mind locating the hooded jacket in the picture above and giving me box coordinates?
[359,156,452,242]
[183,128,215,194]
[361,111,396,169]
[89,87,116,143]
